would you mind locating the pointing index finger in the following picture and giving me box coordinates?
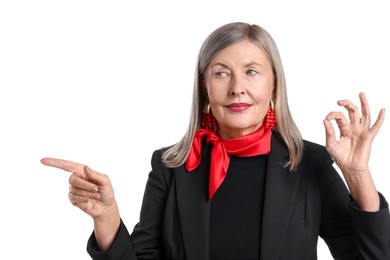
[40,157,86,174]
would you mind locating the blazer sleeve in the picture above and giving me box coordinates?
[316,147,390,259]
[348,193,390,259]
[87,149,170,260]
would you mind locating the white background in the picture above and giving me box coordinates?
[1,1,389,259]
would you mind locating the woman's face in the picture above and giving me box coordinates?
[204,39,275,139]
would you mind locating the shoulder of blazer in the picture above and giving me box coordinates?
[299,139,339,190]
[148,148,175,189]
[272,129,330,160]
[301,139,333,167]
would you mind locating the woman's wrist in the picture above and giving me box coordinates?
[344,172,380,212]
[93,202,121,251]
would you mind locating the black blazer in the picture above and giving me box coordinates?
[88,133,390,260]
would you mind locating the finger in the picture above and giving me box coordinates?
[325,111,349,130]
[369,108,385,137]
[83,166,110,186]
[337,99,360,124]
[323,119,337,149]
[70,185,101,200]
[41,157,85,175]
[359,92,371,127]
[68,195,94,213]
[68,192,90,206]
[69,173,99,193]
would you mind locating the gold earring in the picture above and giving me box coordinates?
[203,102,211,114]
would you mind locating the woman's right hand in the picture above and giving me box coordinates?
[41,157,121,251]
[40,157,116,219]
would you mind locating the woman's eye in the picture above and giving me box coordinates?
[246,69,258,76]
[215,71,228,78]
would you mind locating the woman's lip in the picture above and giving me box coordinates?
[226,103,251,112]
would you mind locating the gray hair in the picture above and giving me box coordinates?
[161,22,303,171]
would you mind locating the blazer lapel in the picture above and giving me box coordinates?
[261,133,303,259]
[175,145,211,260]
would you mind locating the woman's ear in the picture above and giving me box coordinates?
[273,75,277,92]
[202,82,209,101]
[272,86,276,100]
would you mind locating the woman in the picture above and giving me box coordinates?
[41,22,389,259]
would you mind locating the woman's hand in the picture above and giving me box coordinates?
[41,157,120,250]
[41,157,116,219]
[323,92,385,211]
[323,92,385,175]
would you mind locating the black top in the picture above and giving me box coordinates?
[210,155,267,260]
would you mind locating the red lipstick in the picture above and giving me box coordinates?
[226,103,251,112]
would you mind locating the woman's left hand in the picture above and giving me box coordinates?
[323,92,385,211]
[323,92,385,175]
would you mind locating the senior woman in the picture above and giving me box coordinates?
[41,22,389,259]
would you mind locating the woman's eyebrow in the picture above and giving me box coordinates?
[210,62,229,69]
[244,61,264,68]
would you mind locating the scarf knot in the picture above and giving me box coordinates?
[186,124,272,200]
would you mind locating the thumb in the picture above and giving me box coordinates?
[83,165,110,186]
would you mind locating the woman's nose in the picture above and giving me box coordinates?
[229,75,246,96]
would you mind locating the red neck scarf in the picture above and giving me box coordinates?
[186,124,272,200]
